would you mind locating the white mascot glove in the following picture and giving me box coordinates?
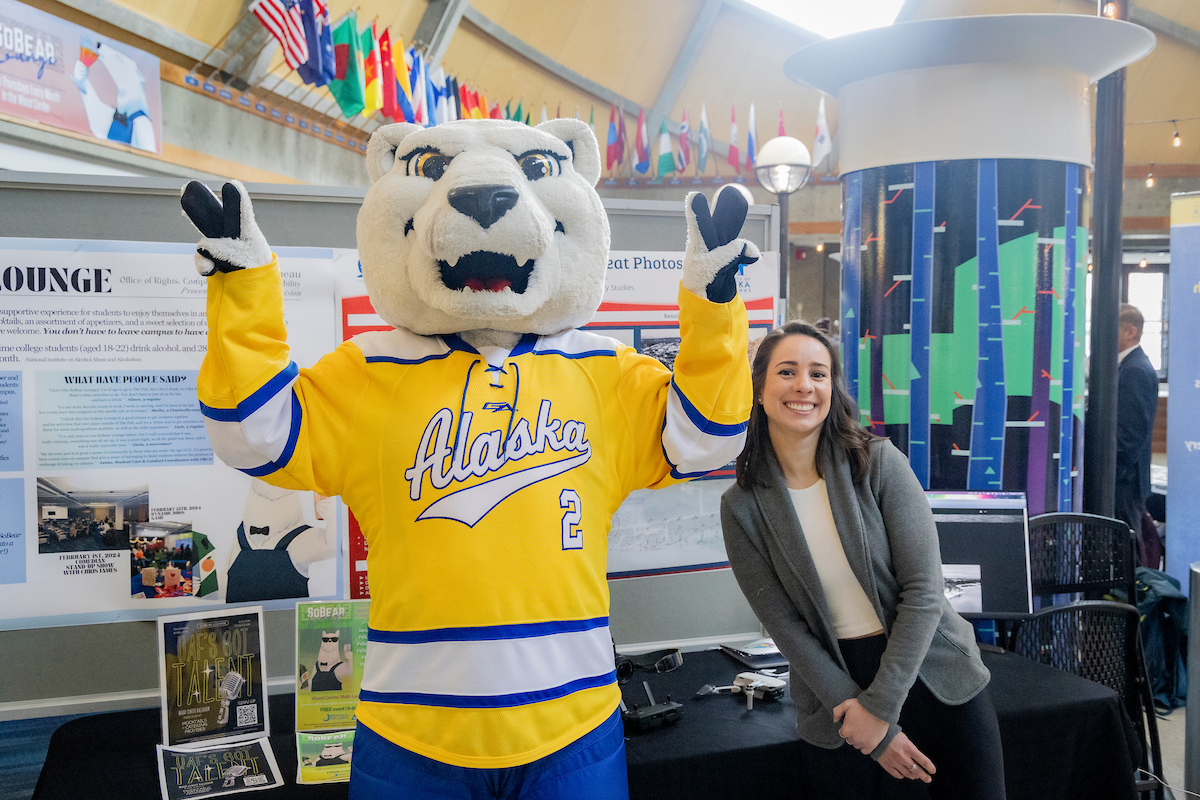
[179,180,273,276]
[681,186,761,304]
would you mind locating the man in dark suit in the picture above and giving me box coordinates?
[1115,303,1159,564]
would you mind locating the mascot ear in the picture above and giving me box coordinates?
[535,118,601,187]
[366,123,423,184]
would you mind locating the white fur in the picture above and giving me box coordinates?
[357,119,609,336]
[680,190,763,299]
[183,180,273,275]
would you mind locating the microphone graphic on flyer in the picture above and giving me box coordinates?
[216,671,245,725]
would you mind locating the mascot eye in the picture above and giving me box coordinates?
[517,152,561,181]
[409,151,452,180]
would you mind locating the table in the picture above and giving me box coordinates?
[33,649,1139,800]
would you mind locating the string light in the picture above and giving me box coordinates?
[1139,258,1148,268]
[816,242,824,252]
[1146,165,1154,188]
[1103,3,1117,18]
[1173,122,1181,147]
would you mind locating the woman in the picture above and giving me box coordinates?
[721,322,1004,799]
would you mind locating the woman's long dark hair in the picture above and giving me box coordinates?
[735,321,877,489]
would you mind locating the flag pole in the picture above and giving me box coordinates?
[209,27,268,83]
[189,6,253,76]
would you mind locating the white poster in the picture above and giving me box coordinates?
[0,239,354,629]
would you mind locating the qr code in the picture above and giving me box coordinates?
[243,775,268,786]
[236,704,259,727]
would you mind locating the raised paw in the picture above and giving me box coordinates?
[180,180,272,276]
[681,186,761,303]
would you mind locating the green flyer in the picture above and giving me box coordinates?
[296,729,355,784]
[295,599,369,731]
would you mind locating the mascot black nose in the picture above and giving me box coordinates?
[447,185,520,229]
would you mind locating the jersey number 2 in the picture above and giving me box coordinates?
[560,489,582,550]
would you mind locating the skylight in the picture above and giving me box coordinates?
[743,0,905,39]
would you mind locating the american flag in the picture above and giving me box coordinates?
[250,0,309,70]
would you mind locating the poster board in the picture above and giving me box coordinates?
[0,238,350,629]
[1167,193,1200,594]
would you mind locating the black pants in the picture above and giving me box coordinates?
[795,634,1006,800]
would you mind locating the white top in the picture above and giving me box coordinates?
[788,480,882,640]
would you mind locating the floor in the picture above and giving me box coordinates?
[0,706,1190,799]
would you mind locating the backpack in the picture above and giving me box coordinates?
[1135,567,1188,710]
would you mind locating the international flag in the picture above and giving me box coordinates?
[490,102,502,119]
[379,29,397,119]
[450,77,462,121]
[746,102,757,172]
[250,0,308,70]
[727,104,739,171]
[328,13,364,118]
[676,109,691,172]
[192,532,219,597]
[392,35,414,123]
[697,102,710,173]
[458,82,472,119]
[430,66,448,124]
[634,107,650,174]
[812,96,832,170]
[408,47,428,125]
[315,0,335,85]
[605,105,620,171]
[360,22,382,117]
[540,104,548,124]
[513,100,524,122]
[556,103,561,119]
[656,118,675,176]
[778,105,786,137]
[295,0,325,85]
[474,90,488,119]
[504,99,511,120]
[524,111,531,125]
[616,109,628,166]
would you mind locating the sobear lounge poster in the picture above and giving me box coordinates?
[158,606,268,748]
[295,599,368,732]
[0,0,163,152]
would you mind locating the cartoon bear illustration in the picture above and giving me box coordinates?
[180,117,756,797]
[71,36,156,152]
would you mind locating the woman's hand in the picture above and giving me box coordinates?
[878,732,936,783]
[831,697,889,754]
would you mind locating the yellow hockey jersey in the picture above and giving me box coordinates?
[198,258,751,768]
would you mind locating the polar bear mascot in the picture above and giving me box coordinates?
[180,117,757,799]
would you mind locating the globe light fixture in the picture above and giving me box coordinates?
[754,136,814,318]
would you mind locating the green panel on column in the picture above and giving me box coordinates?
[928,256,978,425]
[882,333,912,423]
[998,233,1037,398]
[1048,225,1067,409]
[858,336,872,425]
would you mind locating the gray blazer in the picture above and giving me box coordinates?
[721,438,989,758]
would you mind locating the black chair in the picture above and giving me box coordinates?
[1011,600,1164,800]
[1026,512,1138,605]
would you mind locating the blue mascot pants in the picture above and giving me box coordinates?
[349,708,629,800]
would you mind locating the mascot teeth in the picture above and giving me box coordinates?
[439,251,535,293]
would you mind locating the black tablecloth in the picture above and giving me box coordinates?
[34,650,1138,800]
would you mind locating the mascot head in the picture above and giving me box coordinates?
[357,118,608,336]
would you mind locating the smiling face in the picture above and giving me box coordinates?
[357,119,608,336]
[759,334,833,450]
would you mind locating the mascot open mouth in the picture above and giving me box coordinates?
[438,251,534,293]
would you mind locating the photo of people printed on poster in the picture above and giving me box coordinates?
[130,520,200,599]
[37,476,142,554]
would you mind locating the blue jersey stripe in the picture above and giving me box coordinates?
[365,351,456,366]
[532,348,618,359]
[239,361,299,417]
[199,402,239,422]
[368,616,609,644]
[671,380,748,436]
[359,671,616,709]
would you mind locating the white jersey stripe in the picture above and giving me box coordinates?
[360,624,614,700]
[662,383,747,475]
